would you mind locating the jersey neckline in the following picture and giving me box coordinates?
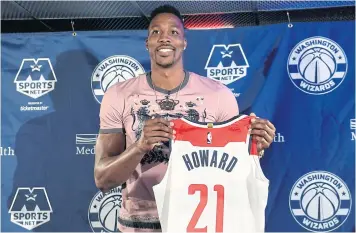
[179,114,246,128]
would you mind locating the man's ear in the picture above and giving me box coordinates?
[184,38,187,50]
[145,38,148,50]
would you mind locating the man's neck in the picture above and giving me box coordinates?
[151,64,185,91]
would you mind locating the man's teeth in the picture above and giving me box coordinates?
[159,49,173,52]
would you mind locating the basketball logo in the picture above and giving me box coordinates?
[289,171,352,232]
[88,186,122,233]
[287,36,347,95]
[91,55,145,104]
[207,132,212,144]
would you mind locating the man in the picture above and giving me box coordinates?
[94,5,276,232]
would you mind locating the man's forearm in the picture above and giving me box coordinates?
[94,142,146,192]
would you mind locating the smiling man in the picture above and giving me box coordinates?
[94,5,276,232]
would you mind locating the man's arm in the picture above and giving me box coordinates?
[94,133,146,192]
[93,84,140,192]
[95,119,175,192]
[94,85,174,192]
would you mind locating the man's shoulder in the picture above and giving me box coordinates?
[189,71,231,93]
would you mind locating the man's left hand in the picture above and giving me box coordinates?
[249,113,276,153]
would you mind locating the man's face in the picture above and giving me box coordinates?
[146,13,186,68]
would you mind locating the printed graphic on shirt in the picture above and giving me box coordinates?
[129,94,210,165]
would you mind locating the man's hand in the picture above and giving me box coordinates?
[249,113,276,152]
[136,117,175,153]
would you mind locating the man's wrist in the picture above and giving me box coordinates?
[134,141,149,155]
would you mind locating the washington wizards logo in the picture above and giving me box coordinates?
[88,186,122,232]
[91,55,145,104]
[289,171,352,232]
[287,36,347,95]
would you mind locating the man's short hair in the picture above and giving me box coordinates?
[150,4,184,27]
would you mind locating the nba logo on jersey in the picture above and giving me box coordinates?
[207,132,212,144]
[289,171,352,232]
[153,115,269,233]
[287,36,347,95]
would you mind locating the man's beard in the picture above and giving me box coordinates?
[157,60,175,68]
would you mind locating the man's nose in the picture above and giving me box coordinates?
[158,32,171,43]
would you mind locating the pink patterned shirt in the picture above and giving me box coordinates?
[99,71,239,232]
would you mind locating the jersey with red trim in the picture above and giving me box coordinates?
[152,115,269,233]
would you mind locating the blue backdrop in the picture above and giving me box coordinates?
[1,20,355,232]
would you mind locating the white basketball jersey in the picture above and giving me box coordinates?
[153,115,269,233]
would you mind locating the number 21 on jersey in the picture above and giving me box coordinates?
[187,184,225,232]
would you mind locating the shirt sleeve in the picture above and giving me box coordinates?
[99,84,125,134]
[215,85,239,122]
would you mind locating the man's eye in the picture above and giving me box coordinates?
[152,30,159,34]
[172,30,178,35]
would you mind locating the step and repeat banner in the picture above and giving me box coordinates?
[1,21,355,232]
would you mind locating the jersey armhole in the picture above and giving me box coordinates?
[248,135,269,183]
[246,120,269,183]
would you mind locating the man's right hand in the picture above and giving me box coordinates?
[136,117,175,153]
